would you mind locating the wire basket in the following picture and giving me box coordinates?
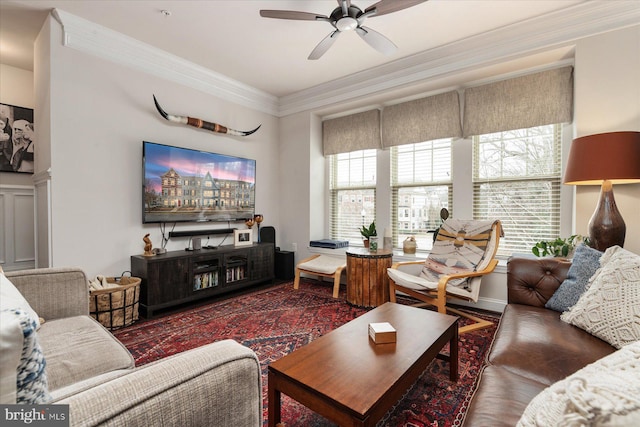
[89,274,141,330]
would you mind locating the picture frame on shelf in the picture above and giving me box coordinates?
[234,229,252,247]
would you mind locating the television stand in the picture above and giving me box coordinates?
[131,242,274,317]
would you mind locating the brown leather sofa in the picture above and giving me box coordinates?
[462,256,616,426]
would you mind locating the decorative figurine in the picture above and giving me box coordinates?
[153,95,261,137]
[403,236,417,254]
[143,233,154,256]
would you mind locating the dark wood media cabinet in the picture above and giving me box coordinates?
[131,243,274,317]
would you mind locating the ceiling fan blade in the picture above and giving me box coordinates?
[364,0,428,17]
[355,26,397,55]
[308,31,340,60]
[260,10,328,21]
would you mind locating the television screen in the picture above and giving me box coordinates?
[142,141,256,223]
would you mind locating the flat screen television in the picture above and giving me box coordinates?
[142,141,256,223]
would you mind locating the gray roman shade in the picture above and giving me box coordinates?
[322,109,381,155]
[463,66,573,137]
[381,90,462,148]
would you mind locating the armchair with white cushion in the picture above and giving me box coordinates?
[387,219,502,334]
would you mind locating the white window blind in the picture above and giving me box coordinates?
[330,150,377,245]
[473,124,562,256]
[391,139,453,251]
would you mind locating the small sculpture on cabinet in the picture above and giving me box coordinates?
[143,234,154,257]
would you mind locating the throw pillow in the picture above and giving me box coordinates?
[0,310,24,404]
[420,218,498,289]
[0,273,41,330]
[517,341,640,427]
[561,246,640,349]
[545,243,602,312]
[1,308,51,404]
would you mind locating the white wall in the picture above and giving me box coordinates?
[574,25,640,255]
[33,16,52,268]
[37,16,280,278]
[278,111,314,260]
[0,64,33,109]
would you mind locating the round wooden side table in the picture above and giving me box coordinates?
[346,248,393,307]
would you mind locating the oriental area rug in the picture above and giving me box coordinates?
[113,279,500,427]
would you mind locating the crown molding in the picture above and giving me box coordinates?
[51,2,639,119]
[52,9,279,116]
[32,168,52,185]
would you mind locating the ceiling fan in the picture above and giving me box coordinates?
[260,0,428,60]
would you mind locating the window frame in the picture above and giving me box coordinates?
[390,139,454,251]
[329,149,377,246]
[472,124,564,257]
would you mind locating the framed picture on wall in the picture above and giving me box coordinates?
[0,103,34,174]
[234,229,253,247]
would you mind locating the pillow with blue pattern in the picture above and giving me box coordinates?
[545,244,602,312]
[2,308,51,404]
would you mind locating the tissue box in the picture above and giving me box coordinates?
[368,322,396,344]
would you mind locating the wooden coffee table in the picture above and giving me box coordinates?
[268,302,458,427]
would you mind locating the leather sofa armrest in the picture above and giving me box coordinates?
[507,256,571,307]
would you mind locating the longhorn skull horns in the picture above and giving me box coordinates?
[153,95,261,137]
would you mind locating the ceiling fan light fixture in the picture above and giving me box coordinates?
[259,0,428,59]
[336,16,358,31]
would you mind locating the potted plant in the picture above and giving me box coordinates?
[531,235,589,258]
[360,221,377,248]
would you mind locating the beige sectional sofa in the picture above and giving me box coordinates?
[1,268,262,427]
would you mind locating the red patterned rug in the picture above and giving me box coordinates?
[113,279,499,427]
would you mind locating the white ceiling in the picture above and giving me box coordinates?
[1,0,593,99]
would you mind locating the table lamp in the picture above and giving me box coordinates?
[563,131,640,251]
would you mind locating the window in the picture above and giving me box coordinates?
[473,124,562,256]
[391,139,453,250]
[329,150,376,245]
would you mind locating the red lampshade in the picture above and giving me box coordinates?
[564,131,640,185]
[563,131,640,251]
